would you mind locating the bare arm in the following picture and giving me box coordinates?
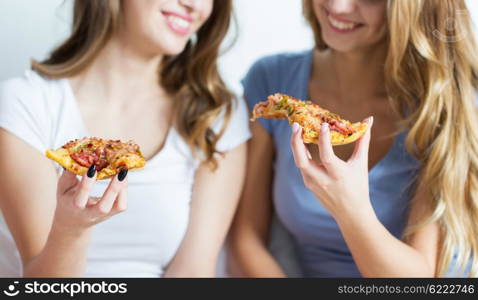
[0,129,127,277]
[337,181,439,277]
[228,122,286,277]
[290,119,439,277]
[163,142,248,277]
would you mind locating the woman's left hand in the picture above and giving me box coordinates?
[290,117,374,222]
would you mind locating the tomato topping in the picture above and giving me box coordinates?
[70,148,109,171]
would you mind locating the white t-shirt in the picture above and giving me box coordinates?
[0,70,251,277]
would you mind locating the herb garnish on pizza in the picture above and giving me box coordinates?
[46,138,146,180]
[251,93,368,145]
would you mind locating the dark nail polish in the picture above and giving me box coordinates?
[118,169,128,182]
[87,165,96,178]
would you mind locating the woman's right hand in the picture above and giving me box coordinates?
[52,165,128,235]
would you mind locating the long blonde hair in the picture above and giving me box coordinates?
[32,0,234,169]
[303,0,478,276]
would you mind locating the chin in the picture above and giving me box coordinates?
[153,37,190,56]
[323,39,359,53]
[161,45,189,56]
[145,43,187,57]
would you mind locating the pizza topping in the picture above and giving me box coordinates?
[70,148,108,171]
[46,137,146,180]
[64,138,142,171]
[250,93,368,146]
[70,151,97,168]
[269,94,356,135]
[275,96,288,110]
[287,106,294,116]
[252,93,362,137]
[322,116,355,135]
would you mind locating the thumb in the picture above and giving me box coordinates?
[57,169,79,195]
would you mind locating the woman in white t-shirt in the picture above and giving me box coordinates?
[0,0,250,277]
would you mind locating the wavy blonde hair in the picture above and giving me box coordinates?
[32,0,234,169]
[303,0,478,276]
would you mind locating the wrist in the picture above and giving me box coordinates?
[334,201,377,229]
[50,220,92,242]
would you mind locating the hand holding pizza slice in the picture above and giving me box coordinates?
[251,93,368,145]
[46,138,146,180]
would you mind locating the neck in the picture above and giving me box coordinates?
[70,34,165,103]
[313,42,388,102]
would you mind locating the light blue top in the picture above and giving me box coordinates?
[242,50,423,277]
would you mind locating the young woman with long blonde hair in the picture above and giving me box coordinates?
[230,0,478,277]
[0,0,250,277]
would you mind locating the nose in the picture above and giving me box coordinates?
[327,0,356,14]
[179,0,200,11]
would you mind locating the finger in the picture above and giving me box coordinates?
[350,116,374,163]
[86,197,101,208]
[291,123,330,185]
[318,123,340,175]
[57,169,79,195]
[290,123,312,170]
[92,169,128,215]
[74,165,97,209]
[304,160,330,183]
[306,147,312,160]
[111,177,128,215]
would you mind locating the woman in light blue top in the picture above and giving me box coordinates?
[229,0,478,277]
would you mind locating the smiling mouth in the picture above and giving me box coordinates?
[167,15,191,29]
[326,12,363,32]
[162,12,192,35]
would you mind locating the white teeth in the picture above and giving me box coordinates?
[328,15,357,30]
[167,15,190,29]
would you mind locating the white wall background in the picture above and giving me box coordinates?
[4,0,476,93]
[0,0,314,92]
[0,0,72,81]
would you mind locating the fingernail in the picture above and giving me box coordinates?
[321,122,329,132]
[368,116,374,125]
[118,169,128,182]
[292,122,300,134]
[87,165,96,178]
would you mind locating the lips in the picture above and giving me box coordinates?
[326,11,363,33]
[162,11,192,35]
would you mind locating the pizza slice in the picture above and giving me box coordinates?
[46,137,146,180]
[251,93,368,145]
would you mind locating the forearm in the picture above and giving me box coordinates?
[163,253,218,277]
[336,209,434,277]
[229,235,286,278]
[163,265,217,278]
[23,224,92,277]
